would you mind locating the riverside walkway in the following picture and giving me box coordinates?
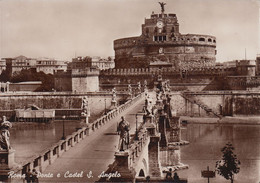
[39,97,145,183]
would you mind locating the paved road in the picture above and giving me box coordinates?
[40,98,145,183]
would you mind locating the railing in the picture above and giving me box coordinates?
[181,92,222,118]
[97,125,150,183]
[0,91,128,96]
[128,128,149,166]
[183,90,260,95]
[10,93,144,179]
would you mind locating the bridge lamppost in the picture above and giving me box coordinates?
[104,98,107,114]
[61,115,66,140]
[135,114,139,140]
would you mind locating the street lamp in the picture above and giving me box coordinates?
[61,115,66,140]
[135,114,139,140]
[104,98,107,114]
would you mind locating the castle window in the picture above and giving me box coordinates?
[199,38,205,42]
[154,27,158,33]
[208,38,212,42]
[159,36,162,41]
[163,36,166,41]
[154,36,158,41]
[213,40,216,43]
[146,28,149,34]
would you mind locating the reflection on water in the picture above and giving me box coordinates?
[178,123,260,183]
[160,146,181,167]
[10,120,84,163]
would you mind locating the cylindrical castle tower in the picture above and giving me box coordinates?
[114,6,217,70]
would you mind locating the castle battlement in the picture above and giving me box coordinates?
[101,66,236,77]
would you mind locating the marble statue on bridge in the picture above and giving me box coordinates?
[118,116,130,151]
[112,87,117,102]
[0,116,12,151]
[81,97,90,116]
[137,82,141,94]
[127,84,133,99]
[81,97,90,124]
[128,84,132,94]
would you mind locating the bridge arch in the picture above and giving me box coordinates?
[135,158,149,178]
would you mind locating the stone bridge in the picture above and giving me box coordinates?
[0,93,144,183]
[97,92,189,183]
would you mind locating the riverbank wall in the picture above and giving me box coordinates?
[170,91,260,117]
[0,91,128,121]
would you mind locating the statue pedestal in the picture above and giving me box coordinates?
[127,94,133,100]
[114,151,130,169]
[111,100,117,109]
[144,114,153,124]
[0,150,15,170]
[0,149,16,181]
[110,151,134,182]
[145,123,156,136]
[80,116,89,124]
[156,99,163,109]
[136,112,145,124]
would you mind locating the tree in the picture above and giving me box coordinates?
[0,69,11,82]
[216,142,241,183]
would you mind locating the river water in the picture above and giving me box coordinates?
[179,123,260,183]
[10,120,84,164]
[10,121,260,182]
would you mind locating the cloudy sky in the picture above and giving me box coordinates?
[0,0,259,62]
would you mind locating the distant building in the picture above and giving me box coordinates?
[2,55,36,76]
[236,60,256,76]
[0,55,68,76]
[54,57,100,92]
[36,58,67,74]
[256,55,260,76]
[217,60,256,76]
[91,56,115,70]
[68,56,115,70]
[0,59,6,74]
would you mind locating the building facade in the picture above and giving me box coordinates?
[54,57,100,92]
[0,59,6,74]
[2,55,36,76]
[256,55,260,75]
[0,56,68,76]
[68,56,115,70]
[36,58,67,74]
[114,8,216,70]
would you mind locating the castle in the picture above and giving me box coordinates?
[57,3,259,92]
[114,4,216,70]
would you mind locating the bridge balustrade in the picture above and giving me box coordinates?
[128,128,148,166]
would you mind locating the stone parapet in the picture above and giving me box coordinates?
[101,66,236,77]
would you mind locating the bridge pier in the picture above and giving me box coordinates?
[0,150,16,182]
[148,136,162,178]
[108,151,135,182]
[158,114,167,148]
